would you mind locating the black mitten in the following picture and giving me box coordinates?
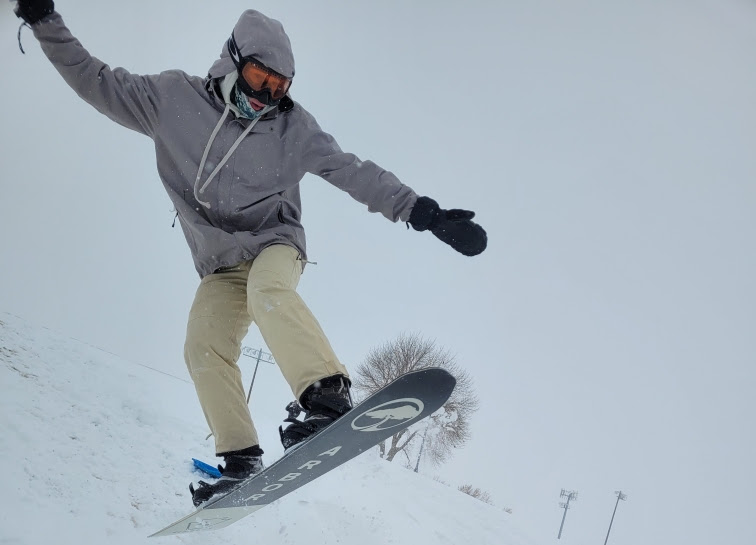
[408,196,487,256]
[14,0,54,25]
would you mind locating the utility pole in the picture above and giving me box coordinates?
[557,489,578,539]
[413,417,433,473]
[205,346,276,441]
[603,490,627,545]
[241,346,276,403]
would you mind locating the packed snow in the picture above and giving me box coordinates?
[0,312,534,545]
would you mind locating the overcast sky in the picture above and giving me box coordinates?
[2,1,755,544]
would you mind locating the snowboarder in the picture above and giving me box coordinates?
[14,1,487,504]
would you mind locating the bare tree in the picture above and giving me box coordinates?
[352,333,479,467]
[458,484,494,505]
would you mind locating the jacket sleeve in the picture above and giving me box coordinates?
[31,12,162,138]
[299,111,418,223]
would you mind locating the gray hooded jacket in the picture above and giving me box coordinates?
[32,10,418,277]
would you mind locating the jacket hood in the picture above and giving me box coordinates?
[208,10,295,80]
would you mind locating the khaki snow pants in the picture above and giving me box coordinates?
[184,244,348,455]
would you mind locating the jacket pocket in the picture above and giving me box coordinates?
[276,200,302,228]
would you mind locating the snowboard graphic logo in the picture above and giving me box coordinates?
[350,398,425,432]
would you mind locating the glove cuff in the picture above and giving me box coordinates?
[15,1,55,26]
[407,196,440,232]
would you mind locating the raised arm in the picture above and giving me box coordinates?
[16,1,162,137]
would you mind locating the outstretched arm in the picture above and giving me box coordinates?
[16,1,162,137]
[301,116,417,224]
[300,112,487,256]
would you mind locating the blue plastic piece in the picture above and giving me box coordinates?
[192,458,222,478]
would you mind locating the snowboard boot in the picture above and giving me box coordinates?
[279,375,353,451]
[189,445,264,507]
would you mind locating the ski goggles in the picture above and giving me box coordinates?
[227,33,292,101]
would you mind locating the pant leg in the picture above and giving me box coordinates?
[246,244,350,400]
[184,262,258,455]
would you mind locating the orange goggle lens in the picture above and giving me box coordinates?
[241,61,292,100]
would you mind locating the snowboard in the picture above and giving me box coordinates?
[150,367,456,537]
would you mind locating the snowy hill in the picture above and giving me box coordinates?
[0,312,533,545]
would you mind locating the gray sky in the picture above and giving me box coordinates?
[2,1,755,544]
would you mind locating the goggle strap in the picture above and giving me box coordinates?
[227,33,243,70]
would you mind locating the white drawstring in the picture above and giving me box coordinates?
[193,104,265,209]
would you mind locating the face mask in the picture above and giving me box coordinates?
[233,83,266,120]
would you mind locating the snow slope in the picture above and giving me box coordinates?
[0,312,532,545]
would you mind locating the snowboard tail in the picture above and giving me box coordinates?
[150,367,456,537]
